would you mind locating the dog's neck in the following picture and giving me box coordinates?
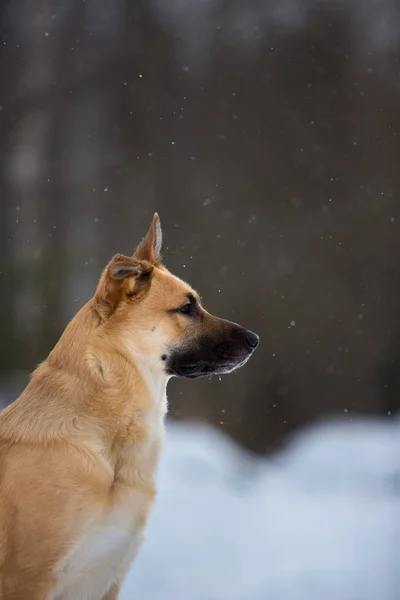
[48,299,169,402]
[2,301,169,449]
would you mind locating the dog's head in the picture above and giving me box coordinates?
[94,214,259,379]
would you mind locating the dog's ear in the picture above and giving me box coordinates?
[94,254,153,319]
[133,212,162,264]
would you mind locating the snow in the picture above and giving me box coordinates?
[122,417,400,600]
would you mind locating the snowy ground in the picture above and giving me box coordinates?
[122,417,400,600]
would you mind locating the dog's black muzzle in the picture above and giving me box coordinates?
[165,325,259,379]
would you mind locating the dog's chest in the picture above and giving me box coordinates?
[53,399,166,599]
[53,500,143,600]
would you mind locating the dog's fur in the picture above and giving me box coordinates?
[0,214,259,599]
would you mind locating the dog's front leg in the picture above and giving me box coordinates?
[102,584,120,600]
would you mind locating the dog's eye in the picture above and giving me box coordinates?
[171,293,198,317]
[179,303,194,316]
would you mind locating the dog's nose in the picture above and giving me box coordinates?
[245,330,259,349]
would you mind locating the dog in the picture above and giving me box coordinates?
[0,213,259,599]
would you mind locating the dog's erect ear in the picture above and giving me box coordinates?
[133,213,162,264]
[94,254,154,319]
[110,263,144,281]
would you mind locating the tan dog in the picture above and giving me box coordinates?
[0,214,259,600]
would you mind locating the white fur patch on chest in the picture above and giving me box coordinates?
[52,507,143,600]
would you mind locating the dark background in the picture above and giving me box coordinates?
[1,0,400,454]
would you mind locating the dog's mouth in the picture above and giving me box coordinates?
[166,356,252,379]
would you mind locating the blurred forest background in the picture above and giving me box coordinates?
[1,0,400,454]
